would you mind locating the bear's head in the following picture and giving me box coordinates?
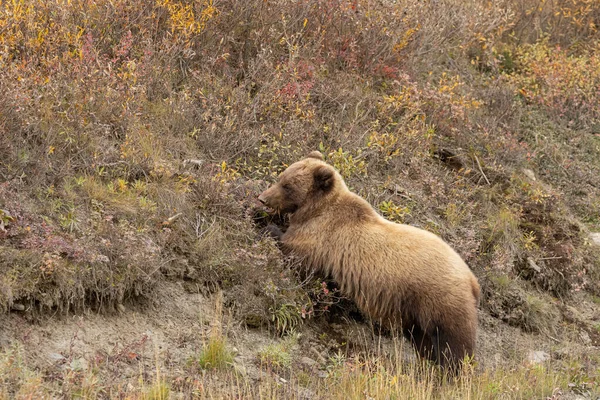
[258,151,338,214]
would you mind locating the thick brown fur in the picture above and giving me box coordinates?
[258,151,480,371]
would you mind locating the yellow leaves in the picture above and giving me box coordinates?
[0,0,89,66]
[119,138,131,160]
[529,187,550,204]
[435,73,482,112]
[327,148,367,179]
[393,25,419,53]
[213,161,240,185]
[475,33,489,49]
[523,231,538,251]
[175,173,196,194]
[116,179,128,193]
[517,86,531,98]
[471,99,483,109]
[47,145,55,155]
[381,91,411,110]
[158,0,218,37]
[118,60,138,84]
[200,0,218,29]
[366,131,400,162]
[35,27,47,46]
[0,209,15,232]
[508,39,600,120]
[378,200,411,223]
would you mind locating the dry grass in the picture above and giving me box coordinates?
[0,332,597,399]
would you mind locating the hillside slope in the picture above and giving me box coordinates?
[1,0,600,398]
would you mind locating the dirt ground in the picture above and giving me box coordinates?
[2,280,599,398]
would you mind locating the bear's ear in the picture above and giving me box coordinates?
[306,151,324,161]
[313,165,334,192]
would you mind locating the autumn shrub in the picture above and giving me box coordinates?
[502,0,600,45]
[507,39,600,128]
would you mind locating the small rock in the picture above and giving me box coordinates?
[330,323,344,332]
[563,388,590,400]
[309,347,327,363]
[317,370,329,379]
[11,303,25,311]
[553,348,571,360]
[279,377,288,383]
[234,364,247,377]
[527,350,550,364]
[590,232,600,246]
[117,304,126,313]
[299,356,317,368]
[579,330,592,345]
[526,258,541,273]
[183,159,204,168]
[48,353,66,363]
[493,353,502,365]
[522,168,536,181]
[561,305,581,323]
[69,357,88,371]
[245,365,263,382]
[297,387,316,400]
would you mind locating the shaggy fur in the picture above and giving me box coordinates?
[258,151,480,371]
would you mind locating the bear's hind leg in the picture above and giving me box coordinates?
[430,325,474,373]
[402,324,436,362]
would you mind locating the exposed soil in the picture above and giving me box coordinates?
[2,280,599,397]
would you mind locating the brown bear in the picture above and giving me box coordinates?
[258,151,480,371]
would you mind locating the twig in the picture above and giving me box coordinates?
[544,333,561,343]
[165,213,182,224]
[194,215,216,239]
[474,155,491,186]
[142,257,178,279]
[310,347,327,364]
[183,159,204,168]
[95,161,128,168]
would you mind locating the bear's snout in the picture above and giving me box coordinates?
[257,193,267,205]
[258,185,284,211]
[258,188,274,207]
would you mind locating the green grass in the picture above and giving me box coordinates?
[143,381,170,400]
[258,333,299,370]
[197,336,233,370]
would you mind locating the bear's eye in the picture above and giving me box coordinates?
[282,183,292,192]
